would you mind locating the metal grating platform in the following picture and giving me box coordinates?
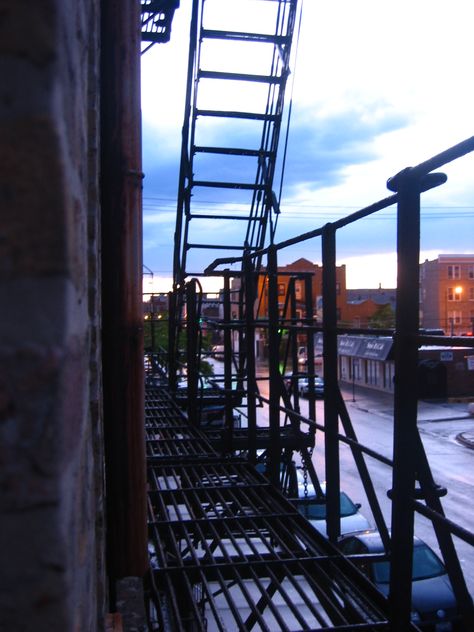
[146,388,217,460]
[141,0,180,48]
[144,385,408,631]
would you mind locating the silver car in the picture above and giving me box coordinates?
[293,469,372,537]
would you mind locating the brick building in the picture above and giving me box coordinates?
[420,254,474,336]
[344,286,396,328]
[2,2,147,630]
[256,257,347,323]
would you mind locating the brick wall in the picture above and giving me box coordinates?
[0,1,105,629]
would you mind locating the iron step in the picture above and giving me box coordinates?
[198,69,285,84]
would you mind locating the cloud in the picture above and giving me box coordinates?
[278,105,409,194]
[140,0,474,286]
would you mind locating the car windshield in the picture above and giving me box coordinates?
[372,543,446,584]
[297,492,358,520]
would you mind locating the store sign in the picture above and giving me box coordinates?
[440,351,454,362]
[358,338,393,361]
[337,336,362,356]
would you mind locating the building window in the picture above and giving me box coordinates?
[448,310,462,325]
[278,283,285,296]
[447,287,462,301]
[336,282,341,296]
[468,266,474,280]
[366,360,379,386]
[447,264,461,279]
[295,281,302,299]
[469,287,474,301]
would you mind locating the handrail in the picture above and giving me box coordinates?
[205,135,474,274]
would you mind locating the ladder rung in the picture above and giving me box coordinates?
[187,243,251,251]
[195,108,277,122]
[193,146,273,158]
[192,180,266,190]
[198,70,284,84]
[201,29,291,46]
[189,214,263,221]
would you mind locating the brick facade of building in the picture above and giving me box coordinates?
[1,2,106,629]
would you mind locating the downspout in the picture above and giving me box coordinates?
[100,0,148,586]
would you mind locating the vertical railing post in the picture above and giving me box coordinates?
[304,273,316,426]
[386,168,445,631]
[322,224,340,542]
[267,246,281,487]
[223,274,234,453]
[168,289,178,392]
[244,255,257,463]
[186,280,199,427]
[289,279,300,412]
[150,293,156,352]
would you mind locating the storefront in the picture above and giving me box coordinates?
[313,333,474,398]
[336,335,394,392]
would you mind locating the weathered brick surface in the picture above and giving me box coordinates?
[0,1,105,630]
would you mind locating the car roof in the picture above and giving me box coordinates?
[343,530,424,552]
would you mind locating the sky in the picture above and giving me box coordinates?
[141,0,474,293]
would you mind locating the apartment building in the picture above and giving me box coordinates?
[420,254,474,335]
[256,257,347,322]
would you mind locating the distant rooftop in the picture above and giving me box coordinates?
[425,254,474,263]
[346,287,396,305]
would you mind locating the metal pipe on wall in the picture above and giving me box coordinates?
[100,0,148,581]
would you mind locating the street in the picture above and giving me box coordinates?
[263,379,474,596]
[210,358,474,594]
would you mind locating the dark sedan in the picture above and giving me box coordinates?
[338,530,460,631]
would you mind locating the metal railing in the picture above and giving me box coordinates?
[143,136,474,631]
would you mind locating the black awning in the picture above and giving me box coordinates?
[357,337,393,361]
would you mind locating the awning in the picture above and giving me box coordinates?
[357,337,393,361]
[314,334,394,361]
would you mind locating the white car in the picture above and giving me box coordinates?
[211,344,225,359]
[298,376,324,398]
[293,469,372,537]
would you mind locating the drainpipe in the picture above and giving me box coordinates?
[101,0,148,585]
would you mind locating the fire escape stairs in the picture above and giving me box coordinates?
[173,0,298,285]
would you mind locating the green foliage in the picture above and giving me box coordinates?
[368,303,395,329]
[143,313,214,375]
[144,316,169,351]
[200,360,214,376]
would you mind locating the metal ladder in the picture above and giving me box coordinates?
[173,0,299,286]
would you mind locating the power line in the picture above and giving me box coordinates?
[143,195,474,213]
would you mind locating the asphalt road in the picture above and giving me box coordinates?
[210,358,474,595]
[286,384,474,597]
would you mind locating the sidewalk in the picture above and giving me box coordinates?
[343,384,474,448]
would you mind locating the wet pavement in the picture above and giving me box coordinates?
[341,383,474,449]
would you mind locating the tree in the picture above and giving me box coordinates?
[144,313,214,375]
[368,304,395,329]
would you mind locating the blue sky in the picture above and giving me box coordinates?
[141,0,474,291]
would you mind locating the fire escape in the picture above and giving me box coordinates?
[141,1,474,630]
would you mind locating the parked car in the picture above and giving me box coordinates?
[297,346,324,369]
[211,344,225,359]
[298,376,324,398]
[293,469,372,537]
[338,530,460,631]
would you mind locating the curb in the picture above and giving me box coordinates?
[456,432,474,450]
[419,415,472,423]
